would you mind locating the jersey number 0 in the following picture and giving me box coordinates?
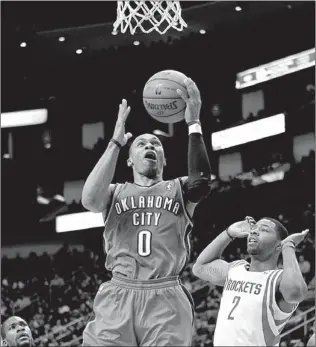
[137,230,152,256]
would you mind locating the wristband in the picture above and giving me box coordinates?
[226,228,235,241]
[189,123,202,135]
[110,138,122,149]
[187,121,201,126]
[282,241,296,251]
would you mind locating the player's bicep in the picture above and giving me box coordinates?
[193,259,230,287]
[82,183,116,214]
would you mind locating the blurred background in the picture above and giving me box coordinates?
[1,1,315,346]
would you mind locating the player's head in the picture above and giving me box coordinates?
[1,316,34,346]
[127,133,166,178]
[247,217,288,260]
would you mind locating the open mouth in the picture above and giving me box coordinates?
[144,151,157,161]
[248,237,258,244]
[17,333,29,340]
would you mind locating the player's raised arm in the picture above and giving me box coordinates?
[193,218,254,286]
[177,78,211,204]
[81,99,132,213]
[277,229,309,304]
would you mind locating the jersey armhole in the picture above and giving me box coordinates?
[102,183,121,223]
[224,260,249,283]
[177,177,194,226]
[229,259,249,270]
[270,270,298,318]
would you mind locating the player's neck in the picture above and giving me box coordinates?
[249,257,278,272]
[133,173,163,186]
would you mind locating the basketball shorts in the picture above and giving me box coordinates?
[82,275,194,346]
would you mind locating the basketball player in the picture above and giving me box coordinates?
[193,217,308,346]
[81,78,211,346]
[1,316,34,346]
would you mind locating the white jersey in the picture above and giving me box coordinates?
[214,260,298,347]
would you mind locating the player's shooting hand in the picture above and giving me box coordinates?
[245,216,256,229]
[177,78,201,125]
[281,229,309,248]
[227,220,252,239]
[113,99,133,146]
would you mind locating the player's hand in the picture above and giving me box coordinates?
[245,216,256,229]
[281,229,309,248]
[177,78,201,125]
[113,99,133,146]
[227,218,254,239]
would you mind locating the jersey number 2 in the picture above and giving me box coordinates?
[137,230,152,257]
[227,296,241,320]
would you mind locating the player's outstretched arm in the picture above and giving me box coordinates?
[82,99,132,213]
[177,78,211,203]
[277,230,309,304]
[193,219,253,286]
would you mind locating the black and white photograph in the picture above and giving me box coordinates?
[1,1,315,346]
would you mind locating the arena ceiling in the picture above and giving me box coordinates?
[3,1,314,64]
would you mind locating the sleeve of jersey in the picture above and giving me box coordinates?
[187,133,211,202]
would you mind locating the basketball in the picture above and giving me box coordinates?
[143,70,189,124]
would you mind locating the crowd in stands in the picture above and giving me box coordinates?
[210,83,315,132]
[210,149,315,195]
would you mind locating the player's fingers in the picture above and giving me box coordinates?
[301,229,309,236]
[184,78,195,98]
[245,216,256,226]
[185,78,200,100]
[177,89,189,102]
[122,106,131,121]
[118,99,127,115]
[125,132,133,141]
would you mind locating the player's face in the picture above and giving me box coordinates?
[3,317,33,346]
[128,134,166,177]
[247,219,280,257]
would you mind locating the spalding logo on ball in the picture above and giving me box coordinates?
[143,70,189,124]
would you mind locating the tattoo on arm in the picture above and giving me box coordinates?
[195,265,226,278]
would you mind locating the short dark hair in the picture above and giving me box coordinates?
[262,217,288,240]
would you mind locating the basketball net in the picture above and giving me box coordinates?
[112,1,187,35]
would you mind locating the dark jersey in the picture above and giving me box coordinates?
[102,179,193,280]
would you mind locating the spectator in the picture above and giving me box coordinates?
[298,255,311,279]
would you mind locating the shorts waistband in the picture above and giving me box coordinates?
[111,275,180,289]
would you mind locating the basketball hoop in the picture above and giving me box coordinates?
[112,1,187,35]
